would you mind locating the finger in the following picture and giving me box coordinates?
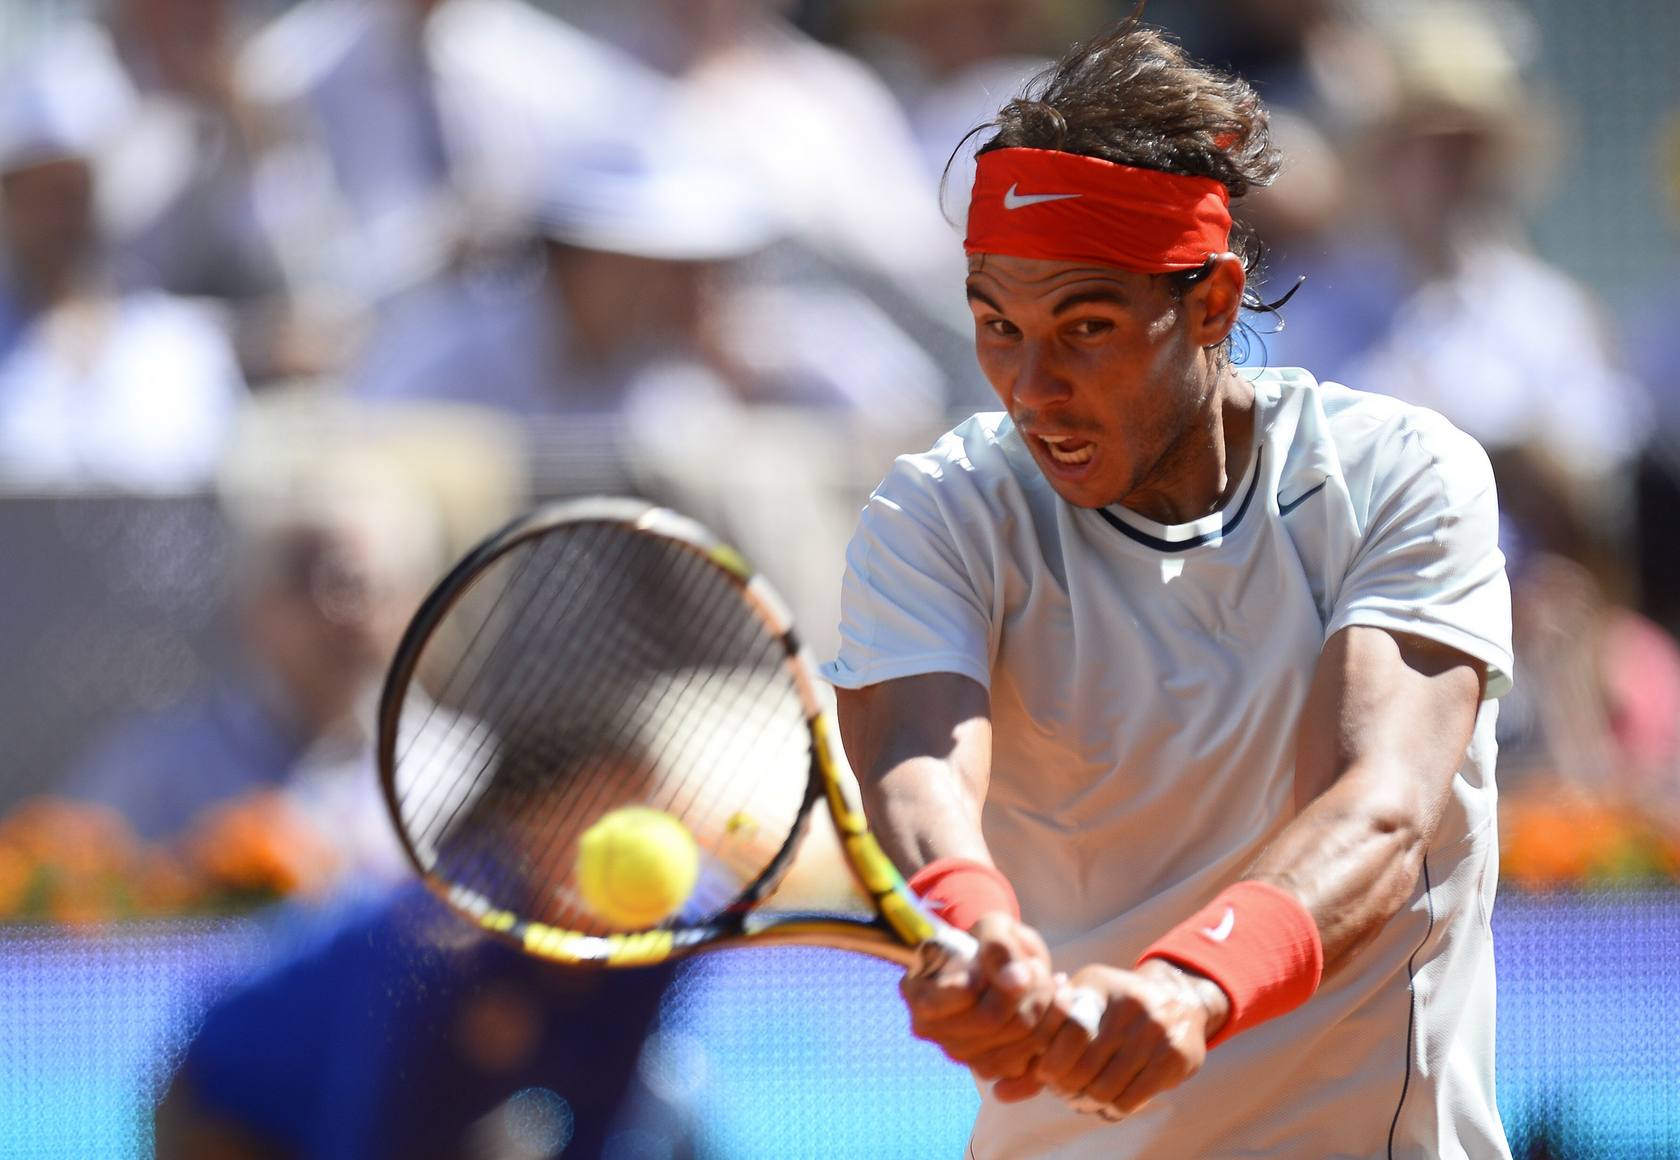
[909,933,981,983]
[1034,999,1100,1084]
[1061,984,1105,1036]
[1045,996,1149,1097]
[1079,1025,1156,1109]
[1105,1038,1199,1116]
[991,1074,1046,1103]
[966,983,1071,1081]
[926,976,1059,1064]
[901,971,980,1031]
[977,933,1043,997]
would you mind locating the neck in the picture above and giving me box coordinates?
[1123,363,1255,525]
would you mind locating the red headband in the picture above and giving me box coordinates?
[965,147,1232,273]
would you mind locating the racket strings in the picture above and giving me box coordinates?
[392,520,810,936]
[517,541,807,928]
[444,526,695,924]
[400,520,645,867]
[516,542,786,919]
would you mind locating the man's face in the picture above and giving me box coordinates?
[0,158,95,295]
[966,254,1213,510]
[246,523,425,734]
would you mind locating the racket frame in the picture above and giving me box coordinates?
[377,497,966,968]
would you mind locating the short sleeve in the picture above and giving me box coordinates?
[821,452,994,690]
[1326,416,1515,698]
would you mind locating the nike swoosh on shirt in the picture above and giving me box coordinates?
[1002,183,1083,210]
[1200,907,1236,943]
[1278,479,1328,516]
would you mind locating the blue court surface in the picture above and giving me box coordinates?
[1,891,1675,1158]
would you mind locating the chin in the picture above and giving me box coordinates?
[1042,475,1119,510]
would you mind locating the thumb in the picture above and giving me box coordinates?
[992,1074,1046,1103]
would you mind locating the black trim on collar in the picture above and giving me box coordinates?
[1096,446,1263,553]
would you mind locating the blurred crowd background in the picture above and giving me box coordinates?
[0,0,1675,1157]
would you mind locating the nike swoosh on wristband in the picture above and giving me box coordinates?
[1002,183,1083,210]
[1200,907,1236,943]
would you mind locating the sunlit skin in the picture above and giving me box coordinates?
[965,252,1255,523]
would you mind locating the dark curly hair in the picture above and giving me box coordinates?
[958,15,1287,321]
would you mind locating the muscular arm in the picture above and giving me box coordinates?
[837,672,1079,1076]
[1030,624,1486,1115]
[1250,624,1485,975]
[834,671,993,872]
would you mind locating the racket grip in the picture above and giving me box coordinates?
[912,934,1116,1119]
[909,925,979,977]
[911,932,1101,1036]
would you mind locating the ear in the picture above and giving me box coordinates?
[1185,253,1246,347]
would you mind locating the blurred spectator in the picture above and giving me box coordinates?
[1629,109,1680,635]
[237,0,670,304]
[1496,551,1680,884]
[0,0,327,384]
[0,0,282,299]
[157,883,689,1159]
[1262,1,1643,575]
[353,141,775,422]
[57,400,519,887]
[555,0,970,346]
[353,139,946,468]
[1156,0,1387,118]
[837,0,1096,189]
[0,89,246,490]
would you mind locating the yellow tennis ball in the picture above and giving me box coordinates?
[576,807,700,930]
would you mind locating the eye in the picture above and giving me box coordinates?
[982,318,1020,338]
[1067,318,1114,338]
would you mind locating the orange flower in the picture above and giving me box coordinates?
[0,841,33,917]
[132,849,204,916]
[0,796,138,879]
[181,791,341,902]
[1500,780,1630,889]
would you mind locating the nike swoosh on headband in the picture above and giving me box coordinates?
[1002,183,1083,210]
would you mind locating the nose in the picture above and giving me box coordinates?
[1011,340,1074,411]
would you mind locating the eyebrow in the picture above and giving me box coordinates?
[963,284,1132,315]
[1049,289,1130,315]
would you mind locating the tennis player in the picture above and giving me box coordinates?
[822,19,1514,1159]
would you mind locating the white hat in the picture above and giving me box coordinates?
[0,79,95,174]
[533,138,780,261]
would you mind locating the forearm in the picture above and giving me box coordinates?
[861,738,991,871]
[834,675,995,873]
[1244,761,1442,975]
[1245,628,1480,977]
[1135,630,1478,1048]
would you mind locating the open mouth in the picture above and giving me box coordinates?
[1039,434,1094,465]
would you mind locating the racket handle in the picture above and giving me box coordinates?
[918,925,979,970]
[911,932,1116,1118]
[911,930,1102,1037]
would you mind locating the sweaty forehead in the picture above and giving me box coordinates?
[965,254,1152,301]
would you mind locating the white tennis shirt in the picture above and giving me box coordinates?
[822,368,1514,1159]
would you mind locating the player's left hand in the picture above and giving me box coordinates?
[1012,958,1230,1119]
[902,913,1057,1071]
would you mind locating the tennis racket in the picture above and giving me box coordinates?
[376,497,1111,1114]
[376,496,995,972]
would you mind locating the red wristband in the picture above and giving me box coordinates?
[1138,880,1323,1049]
[908,857,1021,931]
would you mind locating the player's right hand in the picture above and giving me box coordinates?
[1027,958,1226,1120]
[901,913,1057,1075]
